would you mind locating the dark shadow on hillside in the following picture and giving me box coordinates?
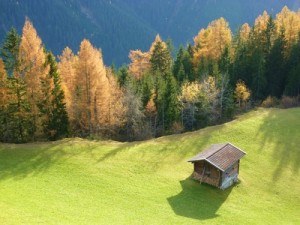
[0,140,80,181]
[167,178,232,220]
[255,108,300,181]
[0,146,61,181]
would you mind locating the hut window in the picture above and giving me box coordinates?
[205,167,211,176]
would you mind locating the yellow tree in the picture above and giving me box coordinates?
[58,47,78,123]
[235,80,251,108]
[0,59,8,108]
[254,11,270,34]
[193,18,232,64]
[75,39,109,134]
[128,34,168,79]
[128,50,151,79]
[239,23,251,43]
[275,6,300,46]
[105,69,127,133]
[18,18,49,138]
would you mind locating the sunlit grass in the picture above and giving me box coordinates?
[0,108,299,225]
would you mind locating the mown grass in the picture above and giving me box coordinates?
[0,108,299,225]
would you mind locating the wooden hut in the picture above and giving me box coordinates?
[188,143,246,189]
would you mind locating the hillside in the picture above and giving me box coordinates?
[0,108,299,224]
[1,0,299,65]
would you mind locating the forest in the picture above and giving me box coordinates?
[1,6,300,143]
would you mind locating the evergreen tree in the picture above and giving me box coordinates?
[0,27,21,76]
[164,73,179,129]
[150,40,172,75]
[285,38,300,96]
[7,74,34,143]
[0,59,9,141]
[250,47,267,100]
[117,65,129,86]
[39,52,69,140]
[265,31,287,97]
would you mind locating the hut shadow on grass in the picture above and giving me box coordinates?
[167,178,233,220]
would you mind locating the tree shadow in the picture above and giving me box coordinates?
[0,139,78,181]
[167,178,233,220]
[255,108,300,181]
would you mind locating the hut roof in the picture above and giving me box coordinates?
[188,143,246,171]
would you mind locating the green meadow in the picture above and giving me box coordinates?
[0,108,299,225]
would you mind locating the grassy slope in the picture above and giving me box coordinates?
[0,108,299,225]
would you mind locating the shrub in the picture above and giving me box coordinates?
[261,96,280,108]
[280,95,300,108]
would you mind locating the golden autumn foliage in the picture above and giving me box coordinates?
[275,6,300,45]
[254,11,270,34]
[74,39,109,133]
[19,19,48,96]
[58,47,78,122]
[179,82,202,103]
[239,23,251,42]
[129,34,167,79]
[145,91,157,116]
[0,59,8,107]
[193,17,232,64]
[235,80,251,107]
[18,19,49,137]
[128,50,151,79]
[106,69,127,128]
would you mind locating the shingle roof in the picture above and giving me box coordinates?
[188,143,246,171]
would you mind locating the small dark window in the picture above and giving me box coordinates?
[205,167,211,177]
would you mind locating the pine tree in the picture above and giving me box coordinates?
[164,72,179,129]
[265,31,287,98]
[150,40,172,75]
[117,65,129,86]
[285,38,300,96]
[7,74,33,143]
[0,27,21,76]
[39,52,69,140]
[0,59,9,141]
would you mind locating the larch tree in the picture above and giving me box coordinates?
[128,34,168,79]
[18,18,49,139]
[128,50,151,79]
[254,11,270,35]
[0,59,9,141]
[75,39,109,135]
[58,47,77,124]
[239,23,251,43]
[275,6,300,48]
[193,18,232,64]
[105,69,127,134]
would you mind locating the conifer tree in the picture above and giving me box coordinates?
[58,47,77,125]
[164,72,179,129]
[0,59,9,141]
[18,18,48,139]
[75,39,109,135]
[285,38,300,96]
[193,17,232,65]
[8,74,33,143]
[0,27,20,76]
[39,52,69,140]
[265,31,287,97]
[150,40,172,75]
